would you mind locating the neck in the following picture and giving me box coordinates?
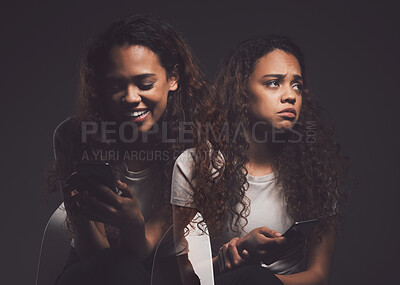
[245,128,282,176]
[117,136,160,172]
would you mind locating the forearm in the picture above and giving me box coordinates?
[277,224,336,285]
[74,220,110,259]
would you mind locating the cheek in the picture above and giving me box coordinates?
[297,98,303,118]
[151,90,169,114]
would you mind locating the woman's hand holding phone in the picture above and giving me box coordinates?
[73,177,145,231]
[62,172,91,225]
[237,227,304,265]
[62,172,110,258]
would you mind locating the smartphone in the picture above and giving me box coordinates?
[75,161,117,193]
[282,218,319,237]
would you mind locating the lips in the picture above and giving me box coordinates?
[277,108,296,119]
[125,109,149,122]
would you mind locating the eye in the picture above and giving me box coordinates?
[292,83,304,92]
[265,80,280,88]
[138,83,154,91]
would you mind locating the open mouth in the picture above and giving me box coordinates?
[125,109,149,121]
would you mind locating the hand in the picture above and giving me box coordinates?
[215,237,251,274]
[237,227,303,265]
[75,178,145,230]
[62,172,89,225]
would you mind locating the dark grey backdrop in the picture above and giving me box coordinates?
[1,1,399,284]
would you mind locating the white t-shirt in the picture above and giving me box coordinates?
[170,148,306,274]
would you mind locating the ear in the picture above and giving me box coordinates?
[168,66,179,92]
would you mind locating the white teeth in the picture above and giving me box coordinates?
[127,110,148,118]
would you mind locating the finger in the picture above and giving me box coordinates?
[220,248,230,273]
[116,180,135,198]
[82,176,122,205]
[62,182,77,195]
[78,196,116,225]
[218,247,226,273]
[257,237,287,258]
[64,190,82,209]
[222,245,232,271]
[64,192,89,217]
[90,179,121,205]
[259,226,282,238]
[227,239,245,268]
[83,192,119,217]
[241,249,250,260]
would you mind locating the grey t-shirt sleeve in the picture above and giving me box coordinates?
[170,148,197,208]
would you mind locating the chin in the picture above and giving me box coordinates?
[275,122,296,131]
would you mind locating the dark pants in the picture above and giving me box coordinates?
[55,247,182,285]
[215,265,284,285]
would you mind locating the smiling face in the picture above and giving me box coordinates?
[247,49,303,130]
[104,45,178,132]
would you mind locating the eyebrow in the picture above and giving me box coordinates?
[262,74,303,81]
[105,73,157,80]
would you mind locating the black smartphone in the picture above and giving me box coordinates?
[282,218,319,237]
[75,161,117,193]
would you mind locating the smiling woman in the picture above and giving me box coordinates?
[45,14,211,285]
[105,45,178,132]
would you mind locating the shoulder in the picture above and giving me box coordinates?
[174,148,196,169]
[171,148,197,207]
[173,145,225,181]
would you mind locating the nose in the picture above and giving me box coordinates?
[281,86,297,104]
[123,84,141,104]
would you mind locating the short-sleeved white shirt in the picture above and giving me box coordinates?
[171,148,306,274]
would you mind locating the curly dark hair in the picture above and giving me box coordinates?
[45,14,211,239]
[191,35,348,238]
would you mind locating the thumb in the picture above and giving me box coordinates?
[241,249,250,260]
[259,226,281,238]
[116,180,135,198]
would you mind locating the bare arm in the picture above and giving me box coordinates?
[275,226,336,285]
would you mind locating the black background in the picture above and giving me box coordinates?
[1,1,399,284]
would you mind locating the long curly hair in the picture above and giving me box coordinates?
[191,35,348,238]
[45,14,211,238]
